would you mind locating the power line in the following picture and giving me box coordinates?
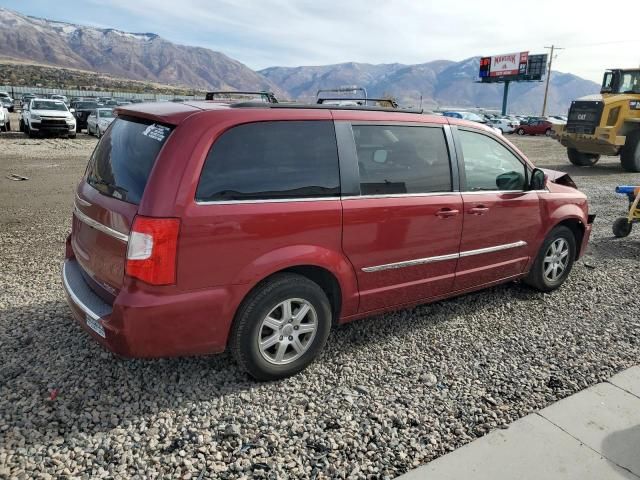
[563,39,640,49]
[542,45,564,116]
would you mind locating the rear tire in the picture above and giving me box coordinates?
[525,225,576,292]
[567,148,600,167]
[545,128,552,137]
[613,217,632,238]
[621,130,640,172]
[517,128,525,135]
[19,119,24,133]
[230,273,332,381]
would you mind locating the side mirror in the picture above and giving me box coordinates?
[529,168,546,190]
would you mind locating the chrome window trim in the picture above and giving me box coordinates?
[73,205,129,243]
[361,240,527,273]
[195,190,549,205]
[343,192,460,200]
[62,261,100,321]
[195,196,341,205]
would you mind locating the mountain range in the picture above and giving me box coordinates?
[0,7,599,114]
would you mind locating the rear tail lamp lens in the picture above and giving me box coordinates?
[126,216,180,285]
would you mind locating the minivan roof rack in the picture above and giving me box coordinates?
[316,97,399,108]
[316,86,367,100]
[205,91,278,103]
[230,101,423,114]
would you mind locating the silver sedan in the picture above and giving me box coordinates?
[87,108,116,138]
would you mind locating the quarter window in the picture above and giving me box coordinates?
[458,130,526,191]
[196,121,340,201]
[351,125,452,195]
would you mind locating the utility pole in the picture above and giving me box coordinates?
[542,44,564,116]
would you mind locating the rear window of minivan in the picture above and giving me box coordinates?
[196,121,339,202]
[86,117,172,204]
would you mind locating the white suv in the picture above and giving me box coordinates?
[20,98,76,138]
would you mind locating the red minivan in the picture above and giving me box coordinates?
[63,101,594,380]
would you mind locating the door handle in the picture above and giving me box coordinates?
[435,208,460,218]
[468,206,489,215]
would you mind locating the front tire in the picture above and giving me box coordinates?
[621,130,640,172]
[613,217,632,238]
[545,128,552,137]
[525,226,576,292]
[230,273,332,381]
[517,128,525,135]
[567,148,600,167]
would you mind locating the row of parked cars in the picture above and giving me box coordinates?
[441,110,567,136]
[17,97,116,138]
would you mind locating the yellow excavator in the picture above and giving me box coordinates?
[555,68,640,172]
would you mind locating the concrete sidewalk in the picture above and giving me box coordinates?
[400,366,640,479]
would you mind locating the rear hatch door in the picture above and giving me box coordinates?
[72,116,174,297]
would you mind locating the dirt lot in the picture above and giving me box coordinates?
[1,116,639,479]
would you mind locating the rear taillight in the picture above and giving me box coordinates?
[126,216,180,285]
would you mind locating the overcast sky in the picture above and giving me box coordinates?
[2,0,640,82]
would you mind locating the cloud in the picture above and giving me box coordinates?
[4,0,640,81]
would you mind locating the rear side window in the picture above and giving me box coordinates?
[196,121,340,202]
[352,125,451,195]
[86,117,172,204]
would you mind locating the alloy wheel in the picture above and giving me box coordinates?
[258,298,317,365]
[543,238,570,282]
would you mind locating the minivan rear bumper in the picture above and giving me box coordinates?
[62,258,244,357]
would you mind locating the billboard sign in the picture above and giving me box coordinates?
[479,52,546,83]
[489,52,528,77]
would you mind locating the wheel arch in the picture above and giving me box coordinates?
[230,245,360,323]
[550,216,586,257]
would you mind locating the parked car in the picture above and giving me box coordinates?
[546,115,567,125]
[487,118,516,134]
[0,105,10,132]
[21,93,36,109]
[63,102,594,380]
[20,98,76,138]
[86,108,116,137]
[71,100,100,131]
[442,111,503,135]
[0,91,14,111]
[50,94,70,106]
[516,119,555,136]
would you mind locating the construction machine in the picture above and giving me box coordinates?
[555,68,640,172]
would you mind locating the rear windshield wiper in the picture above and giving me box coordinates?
[88,177,128,199]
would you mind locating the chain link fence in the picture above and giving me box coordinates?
[0,84,206,104]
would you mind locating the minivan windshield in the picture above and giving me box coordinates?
[86,117,173,204]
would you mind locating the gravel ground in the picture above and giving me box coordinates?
[1,124,639,479]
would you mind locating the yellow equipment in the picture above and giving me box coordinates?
[612,185,640,237]
[555,69,640,172]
